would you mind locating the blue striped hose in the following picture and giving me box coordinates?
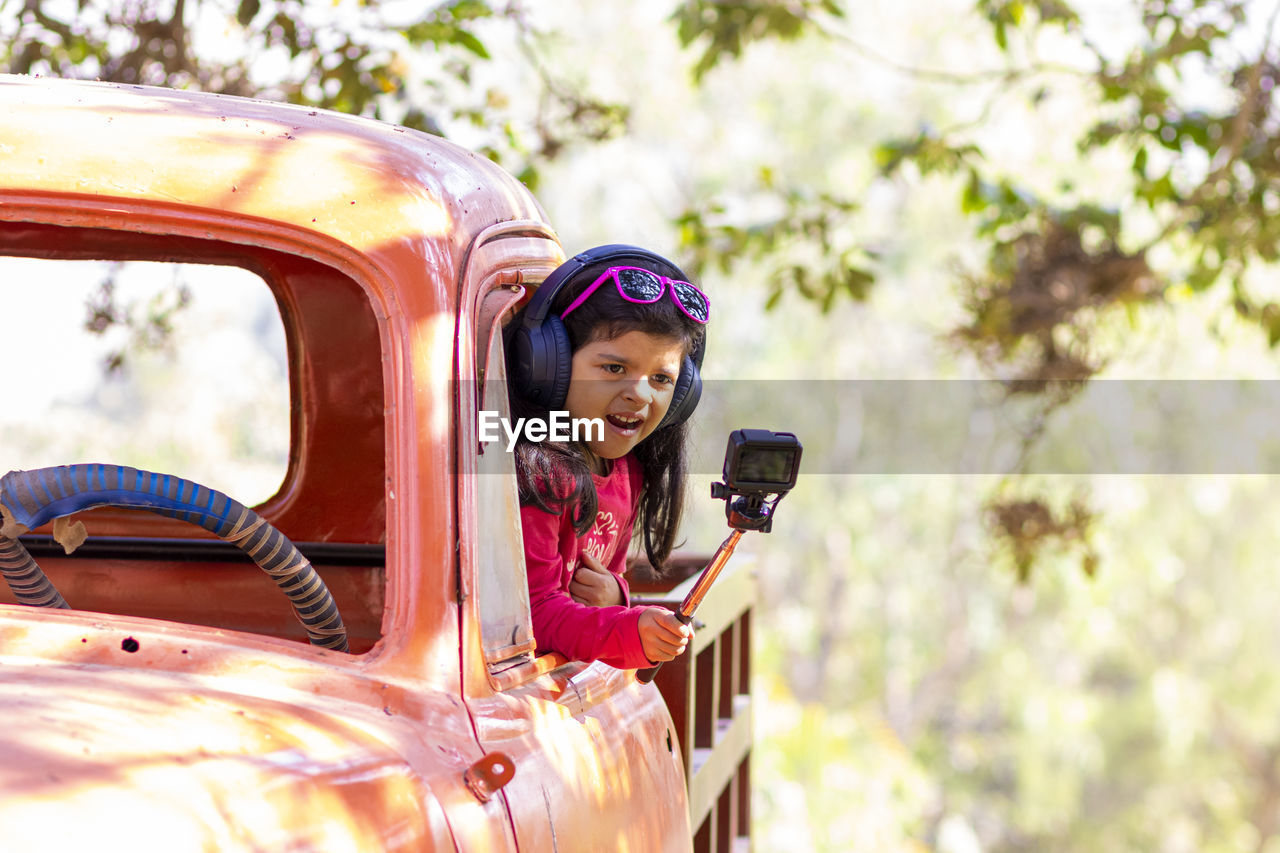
[0,536,69,609]
[0,465,348,652]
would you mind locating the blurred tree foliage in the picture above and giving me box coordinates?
[876,0,1280,386]
[754,473,1280,850]
[868,0,1280,577]
[0,0,632,188]
[0,0,842,187]
[679,0,1280,390]
[671,0,845,81]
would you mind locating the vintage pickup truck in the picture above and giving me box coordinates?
[0,75,754,850]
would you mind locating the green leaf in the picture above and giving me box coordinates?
[1132,146,1148,177]
[236,0,260,27]
[446,0,494,21]
[454,30,490,59]
[962,170,987,214]
[671,0,833,80]
[765,285,784,311]
[843,265,875,300]
[873,141,907,174]
[1098,81,1129,102]
[516,164,540,192]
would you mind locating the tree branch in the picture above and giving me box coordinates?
[831,29,1092,86]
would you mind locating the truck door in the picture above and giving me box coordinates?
[453,225,693,851]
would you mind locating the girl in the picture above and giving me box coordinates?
[505,245,710,669]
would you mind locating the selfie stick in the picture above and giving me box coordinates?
[635,429,800,685]
[635,528,744,685]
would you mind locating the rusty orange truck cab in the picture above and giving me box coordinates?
[0,75,752,850]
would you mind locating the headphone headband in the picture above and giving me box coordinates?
[522,244,694,332]
[507,243,705,427]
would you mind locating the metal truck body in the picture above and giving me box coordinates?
[0,74,755,851]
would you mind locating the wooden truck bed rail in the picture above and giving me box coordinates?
[635,557,756,852]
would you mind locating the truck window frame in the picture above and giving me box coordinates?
[472,285,538,669]
[454,224,573,685]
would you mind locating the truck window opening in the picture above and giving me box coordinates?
[0,244,388,654]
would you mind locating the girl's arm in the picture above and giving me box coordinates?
[521,503,654,669]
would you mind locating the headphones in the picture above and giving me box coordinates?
[506,244,704,430]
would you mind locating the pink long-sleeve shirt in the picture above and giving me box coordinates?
[520,454,658,669]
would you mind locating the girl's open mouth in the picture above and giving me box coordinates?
[606,413,644,434]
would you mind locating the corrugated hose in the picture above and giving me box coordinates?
[0,464,348,652]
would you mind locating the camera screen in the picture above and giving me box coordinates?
[736,446,797,485]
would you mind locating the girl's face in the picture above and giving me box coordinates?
[564,329,687,469]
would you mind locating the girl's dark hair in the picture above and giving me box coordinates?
[510,258,705,572]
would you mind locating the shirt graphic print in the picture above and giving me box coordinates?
[581,509,620,566]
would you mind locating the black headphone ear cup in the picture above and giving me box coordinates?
[543,315,573,409]
[507,313,575,409]
[657,355,702,429]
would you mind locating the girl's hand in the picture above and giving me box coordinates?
[638,609,693,663]
[569,553,624,607]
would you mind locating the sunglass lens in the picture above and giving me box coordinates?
[616,268,664,300]
[670,280,710,323]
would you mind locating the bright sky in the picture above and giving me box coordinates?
[0,258,289,503]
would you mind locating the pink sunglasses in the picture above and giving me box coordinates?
[559,266,711,324]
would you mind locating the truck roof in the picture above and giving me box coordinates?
[0,73,550,271]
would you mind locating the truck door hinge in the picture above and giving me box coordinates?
[464,751,515,802]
